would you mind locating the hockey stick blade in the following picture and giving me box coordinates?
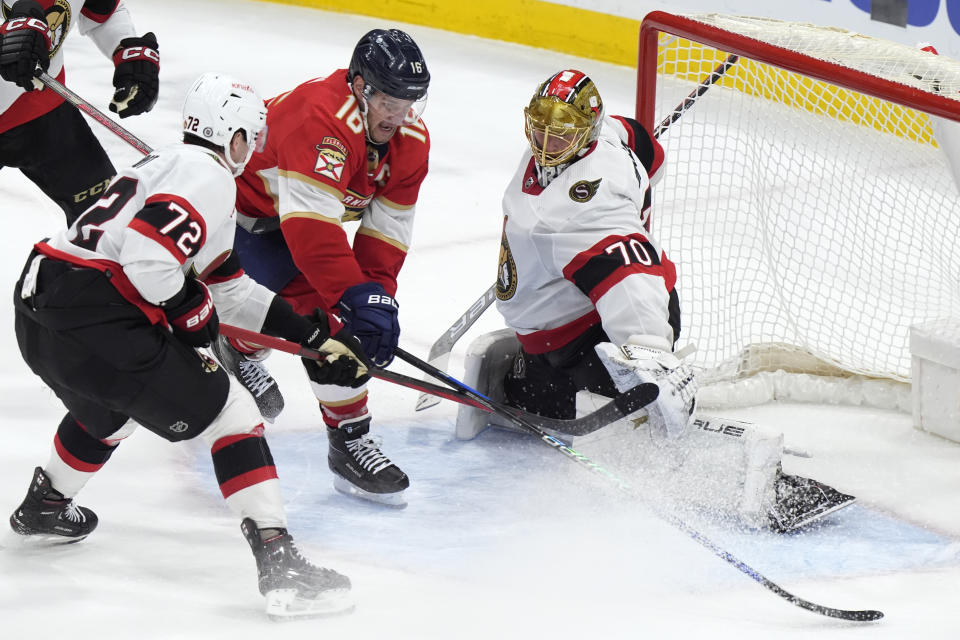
[416,284,497,411]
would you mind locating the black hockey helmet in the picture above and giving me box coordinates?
[347,29,430,101]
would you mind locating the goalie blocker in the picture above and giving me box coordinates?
[457,330,855,532]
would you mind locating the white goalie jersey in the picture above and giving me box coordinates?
[37,143,273,331]
[496,114,676,354]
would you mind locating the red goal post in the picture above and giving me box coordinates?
[634,12,960,409]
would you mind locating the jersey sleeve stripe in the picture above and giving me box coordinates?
[611,114,664,178]
[79,0,120,23]
[130,194,208,265]
[278,169,346,198]
[562,233,675,302]
[355,226,409,252]
[280,210,343,227]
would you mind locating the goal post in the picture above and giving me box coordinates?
[635,12,960,408]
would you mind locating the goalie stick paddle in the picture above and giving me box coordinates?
[394,346,883,623]
[35,70,154,156]
[415,284,497,411]
[416,55,741,413]
[216,324,657,435]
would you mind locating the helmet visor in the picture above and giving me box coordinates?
[363,84,427,125]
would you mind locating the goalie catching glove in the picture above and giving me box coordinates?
[301,310,370,388]
[596,335,698,439]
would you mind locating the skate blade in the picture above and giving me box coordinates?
[783,495,857,532]
[264,588,354,621]
[2,528,89,548]
[332,475,407,508]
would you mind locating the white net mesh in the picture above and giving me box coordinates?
[646,14,960,387]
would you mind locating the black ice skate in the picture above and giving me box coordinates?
[9,467,98,544]
[241,518,353,620]
[768,469,856,533]
[211,334,284,422]
[328,418,409,507]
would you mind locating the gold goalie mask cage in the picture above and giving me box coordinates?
[524,70,604,167]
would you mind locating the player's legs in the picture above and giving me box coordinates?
[279,278,409,506]
[0,102,115,224]
[12,257,352,614]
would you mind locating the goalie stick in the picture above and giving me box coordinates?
[217,324,658,435]
[415,284,497,410]
[416,54,741,411]
[395,346,883,623]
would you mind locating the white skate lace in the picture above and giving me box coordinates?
[345,435,392,475]
[238,359,275,398]
[60,501,86,524]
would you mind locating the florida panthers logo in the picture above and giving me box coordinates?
[315,144,346,182]
[496,217,517,301]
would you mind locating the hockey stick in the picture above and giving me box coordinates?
[217,324,658,435]
[654,53,739,139]
[395,346,883,623]
[415,283,497,411]
[416,55,741,412]
[34,70,154,155]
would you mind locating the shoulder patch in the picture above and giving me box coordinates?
[569,178,602,203]
[321,136,348,155]
[314,144,347,182]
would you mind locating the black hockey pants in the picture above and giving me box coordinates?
[0,101,115,225]
[13,254,230,442]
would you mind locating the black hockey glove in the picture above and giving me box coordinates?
[162,278,219,348]
[301,310,370,389]
[337,281,400,367]
[0,0,51,91]
[110,32,159,118]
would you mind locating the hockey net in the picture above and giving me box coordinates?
[637,12,960,410]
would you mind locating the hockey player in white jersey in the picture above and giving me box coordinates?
[7,72,366,618]
[459,69,855,532]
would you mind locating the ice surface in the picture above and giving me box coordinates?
[1,1,959,637]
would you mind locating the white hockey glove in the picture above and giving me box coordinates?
[596,335,698,439]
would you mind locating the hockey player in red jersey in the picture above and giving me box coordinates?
[7,72,366,618]
[0,0,159,224]
[458,69,856,533]
[218,28,431,507]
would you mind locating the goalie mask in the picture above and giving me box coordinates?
[525,70,604,167]
[182,72,267,177]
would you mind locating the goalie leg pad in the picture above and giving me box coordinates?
[455,329,522,440]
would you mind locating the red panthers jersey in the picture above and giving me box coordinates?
[235,69,430,309]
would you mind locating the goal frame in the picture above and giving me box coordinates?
[635,11,960,130]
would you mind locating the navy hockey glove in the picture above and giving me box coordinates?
[0,0,51,91]
[110,32,159,118]
[301,311,371,388]
[337,282,400,367]
[162,278,219,348]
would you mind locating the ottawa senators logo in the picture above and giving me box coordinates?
[496,216,518,301]
[3,0,73,59]
[569,178,602,203]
